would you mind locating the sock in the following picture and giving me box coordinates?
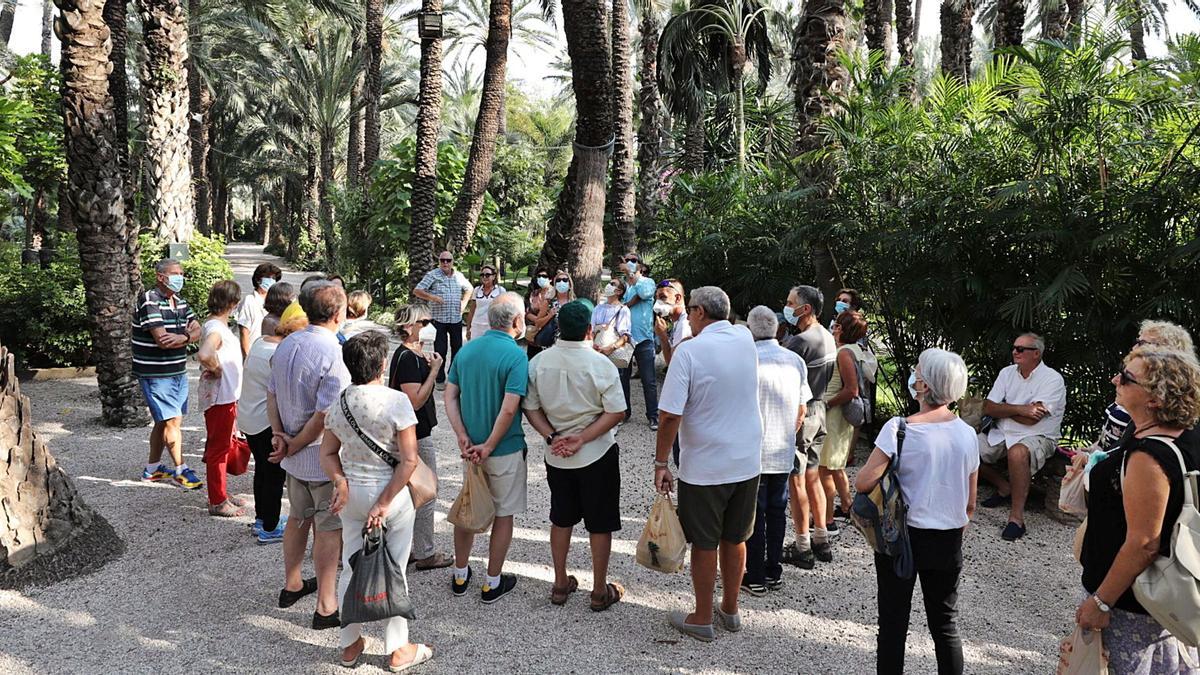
[813,528,828,545]
[453,566,469,582]
[175,463,188,475]
[797,533,812,552]
[146,462,160,473]
[485,573,501,590]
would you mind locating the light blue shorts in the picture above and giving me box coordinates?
[139,374,189,423]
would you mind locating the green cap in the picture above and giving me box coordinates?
[557,299,595,341]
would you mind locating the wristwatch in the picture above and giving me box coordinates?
[546,431,560,445]
[653,460,669,469]
[1092,594,1111,613]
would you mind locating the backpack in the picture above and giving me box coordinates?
[850,418,914,579]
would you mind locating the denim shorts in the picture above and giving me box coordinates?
[139,374,189,423]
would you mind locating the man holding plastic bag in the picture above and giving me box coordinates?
[653,287,763,642]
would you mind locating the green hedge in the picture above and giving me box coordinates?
[0,237,92,368]
[139,232,234,312]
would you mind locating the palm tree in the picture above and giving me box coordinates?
[940,0,974,80]
[104,0,136,237]
[1041,0,1068,40]
[139,0,196,243]
[611,0,637,257]
[446,0,513,257]
[58,0,148,427]
[42,0,53,56]
[187,0,211,235]
[636,0,664,247]
[347,22,365,189]
[409,0,445,289]
[0,0,15,46]
[363,0,384,185]
[994,0,1025,50]
[896,0,915,67]
[864,0,891,62]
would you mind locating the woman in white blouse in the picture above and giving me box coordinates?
[320,331,433,671]
[465,264,506,341]
[854,348,978,675]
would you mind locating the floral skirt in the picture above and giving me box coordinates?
[1081,589,1200,674]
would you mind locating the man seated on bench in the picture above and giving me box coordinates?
[976,332,1066,542]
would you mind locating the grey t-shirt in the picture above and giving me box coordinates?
[784,324,837,403]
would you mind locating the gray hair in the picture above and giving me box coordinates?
[155,258,181,274]
[917,348,969,407]
[488,292,524,329]
[1019,332,1046,352]
[392,304,432,340]
[791,284,823,316]
[690,286,730,321]
[1139,320,1195,355]
[746,305,779,340]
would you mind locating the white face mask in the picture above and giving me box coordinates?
[653,300,674,317]
[603,284,618,297]
[625,261,639,274]
[536,276,550,288]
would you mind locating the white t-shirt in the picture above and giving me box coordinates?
[755,339,811,473]
[985,361,1067,447]
[324,384,419,486]
[659,321,763,486]
[239,338,278,435]
[470,285,507,338]
[875,416,980,530]
[669,312,692,348]
[198,318,243,410]
[235,291,267,347]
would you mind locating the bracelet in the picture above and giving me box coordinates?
[653,460,669,469]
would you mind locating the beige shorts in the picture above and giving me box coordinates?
[471,450,528,518]
[978,434,1057,474]
[287,475,342,532]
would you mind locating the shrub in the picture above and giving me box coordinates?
[139,232,234,313]
[0,237,93,368]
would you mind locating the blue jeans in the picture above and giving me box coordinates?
[619,339,658,423]
[746,472,789,585]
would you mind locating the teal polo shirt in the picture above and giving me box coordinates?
[446,329,529,456]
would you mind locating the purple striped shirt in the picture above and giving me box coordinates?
[268,325,350,481]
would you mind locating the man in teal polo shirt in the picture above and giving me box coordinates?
[445,291,529,604]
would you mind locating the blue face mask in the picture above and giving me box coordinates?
[536,276,549,288]
[907,371,919,399]
[626,261,638,274]
[835,300,850,314]
[782,306,800,325]
[259,277,276,292]
[554,281,570,294]
[165,274,185,293]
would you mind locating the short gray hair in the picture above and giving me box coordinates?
[746,305,778,340]
[791,284,823,316]
[917,348,969,407]
[690,286,730,321]
[488,292,524,329]
[1139,320,1195,355]
[1019,332,1046,352]
[155,258,181,274]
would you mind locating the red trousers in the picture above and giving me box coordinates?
[203,402,247,506]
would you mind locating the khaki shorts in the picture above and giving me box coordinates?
[978,434,1057,474]
[793,402,825,474]
[677,476,760,550]
[473,449,528,517]
[287,475,341,532]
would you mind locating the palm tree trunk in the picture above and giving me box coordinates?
[0,0,15,45]
[913,0,923,44]
[139,0,196,243]
[1129,6,1146,60]
[864,0,889,62]
[609,0,636,258]
[896,0,915,68]
[408,0,444,290]
[347,24,365,190]
[187,0,210,236]
[683,116,705,172]
[1041,0,1068,39]
[304,144,321,250]
[1066,0,1083,39]
[319,131,338,269]
[939,0,974,81]
[541,0,613,301]
[994,0,1025,51]
[362,0,384,188]
[735,74,746,172]
[446,0,512,257]
[635,3,662,249]
[103,0,136,232]
[793,0,850,155]
[41,0,52,56]
[58,0,149,428]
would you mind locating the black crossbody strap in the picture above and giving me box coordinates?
[339,389,398,469]
[893,418,908,474]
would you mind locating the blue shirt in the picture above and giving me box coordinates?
[416,268,472,324]
[622,275,656,344]
[447,329,529,457]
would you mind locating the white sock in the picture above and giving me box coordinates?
[797,533,812,552]
[813,528,828,545]
[146,462,160,473]
[175,464,188,475]
[485,573,501,589]
[453,566,469,582]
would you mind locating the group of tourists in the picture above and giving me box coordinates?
[128,252,1200,673]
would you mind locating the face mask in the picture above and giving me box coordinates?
[536,276,549,288]
[653,300,674,317]
[554,281,570,294]
[165,274,185,293]
[259,277,276,292]
[907,372,919,399]
[603,284,617,297]
[835,300,849,314]
[625,261,638,274]
[782,306,800,326]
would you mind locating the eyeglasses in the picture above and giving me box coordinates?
[439,258,453,263]
[481,272,495,278]
[685,305,698,313]
[1134,338,1155,347]
[418,319,431,326]
[536,273,550,279]
[624,257,639,263]
[1118,369,1141,386]
[1012,345,1039,354]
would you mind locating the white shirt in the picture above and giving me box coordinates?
[659,320,763,486]
[235,291,267,346]
[755,339,811,474]
[523,341,626,469]
[875,416,980,529]
[324,384,419,486]
[985,361,1067,447]
[669,312,692,348]
[470,285,506,338]
[239,338,278,435]
[198,319,243,409]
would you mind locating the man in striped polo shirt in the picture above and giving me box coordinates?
[134,258,204,489]
[412,250,471,389]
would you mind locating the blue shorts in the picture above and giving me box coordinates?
[139,374,189,423]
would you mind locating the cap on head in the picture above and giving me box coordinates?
[557,299,595,341]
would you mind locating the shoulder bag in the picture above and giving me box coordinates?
[850,418,915,579]
[339,390,437,509]
[594,308,633,368]
[842,347,874,428]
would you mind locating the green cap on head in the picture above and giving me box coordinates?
[557,299,595,341]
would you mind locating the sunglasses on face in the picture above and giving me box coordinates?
[417,319,431,326]
[1118,369,1141,386]
[554,278,569,284]
[536,273,550,279]
[439,258,453,263]
[481,272,495,277]
[1012,345,1038,354]
[624,257,639,263]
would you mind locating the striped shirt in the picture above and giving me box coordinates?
[415,268,471,323]
[268,325,351,482]
[756,339,812,473]
[1098,401,1131,450]
[131,288,197,378]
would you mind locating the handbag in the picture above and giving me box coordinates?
[227,436,251,476]
[594,311,633,368]
[1122,436,1200,647]
[339,391,438,510]
[339,525,416,626]
[842,346,873,428]
[850,417,915,579]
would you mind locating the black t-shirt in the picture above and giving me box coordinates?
[1081,427,1200,613]
[388,346,437,439]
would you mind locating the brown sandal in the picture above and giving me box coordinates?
[590,581,625,612]
[208,499,245,518]
[412,552,453,571]
[550,575,578,605]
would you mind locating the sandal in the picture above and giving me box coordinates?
[412,552,454,571]
[590,581,625,612]
[389,644,433,672]
[550,575,578,605]
[229,495,249,508]
[208,499,245,517]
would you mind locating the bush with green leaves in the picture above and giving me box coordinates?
[139,232,234,313]
[0,237,93,368]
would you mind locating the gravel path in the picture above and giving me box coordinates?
[0,245,1080,673]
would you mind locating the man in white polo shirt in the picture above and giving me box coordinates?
[654,286,763,642]
[977,332,1066,541]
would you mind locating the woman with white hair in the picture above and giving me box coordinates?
[855,348,979,675]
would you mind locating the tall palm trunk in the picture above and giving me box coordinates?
[1067,0,1084,39]
[446,0,512,257]
[139,0,195,243]
[104,0,136,235]
[913,0,923,44]
[408,0,444,289]
[635,3,662,248]
[304,143,321,250]
[994,0,1025,51]
[609,0,636,257]
[1041,0,1068,39]
[683,115,705,172]
[0,0,14,45]
[42,0,53,56]
[1128,4,1146,60]
[187,0,210,235]
[347,24,364,189]
[319,132,338,269]
[539,0,613,301]
[864,0,889,63]
[58,0,149,427]
[362,0,384,187]
[940,0,974,81]
[896,0,915,68]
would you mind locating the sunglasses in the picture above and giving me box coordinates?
[536,273,550,279]
[1118,369,1141,386]
[439,258,453,263]
[481,272,495,277]
[624,257,640,263]
[417,319,431,326]
[1012,345,1039,353]
[554,278,569,283]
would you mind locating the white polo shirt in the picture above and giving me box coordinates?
[985,361,1067,447]
[659,320,763,486]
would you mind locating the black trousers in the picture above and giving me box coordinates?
[247,428,286,531]
[432,320,463,383]
[875,527,964,675]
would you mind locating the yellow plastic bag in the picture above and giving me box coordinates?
[636,493,688,573]
[1058,626,1109,675]
[447,463,495,533]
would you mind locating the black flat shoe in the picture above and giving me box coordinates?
[312,609,340,630]
[278,576,317,608]
[982,493,1011,508]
